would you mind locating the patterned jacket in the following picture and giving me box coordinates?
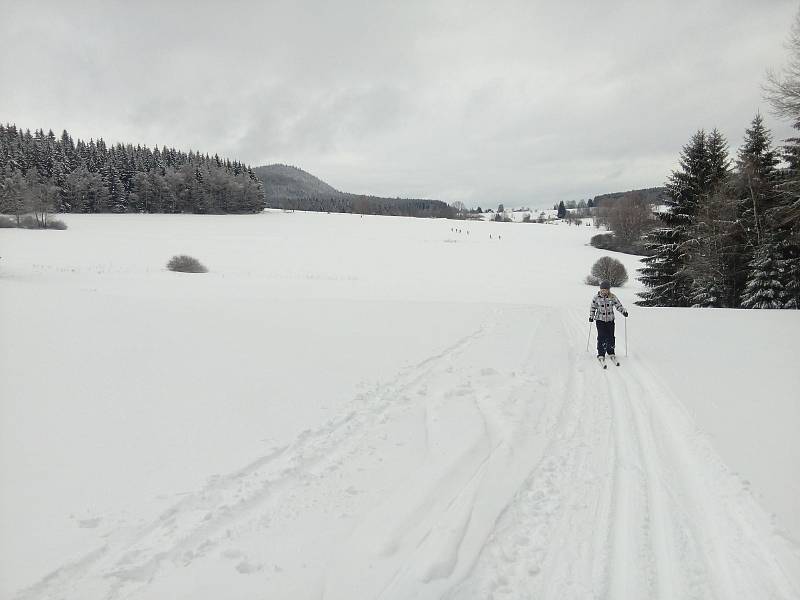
[589,292,626,322]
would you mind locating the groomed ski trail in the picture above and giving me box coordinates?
[13,307,800,600]
[450,310,799,600]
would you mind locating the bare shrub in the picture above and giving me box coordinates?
[46,218,67,230]
[590,233,615,250]
[167,255,208,273]
[607,195,655,244]
[588,256,628,287]
[0,214,67,229]
[585,274,601,286]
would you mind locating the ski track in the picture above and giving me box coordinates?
[14,307,800,600]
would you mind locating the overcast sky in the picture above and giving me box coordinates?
[1,0,797,208]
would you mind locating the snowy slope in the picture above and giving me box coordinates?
[1,212,798,599]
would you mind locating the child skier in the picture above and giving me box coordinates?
[589,280,628,365]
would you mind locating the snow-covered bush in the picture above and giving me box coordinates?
[587,256,628,287]
[167,255,208,273]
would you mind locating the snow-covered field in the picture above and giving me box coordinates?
[1,211,798,599]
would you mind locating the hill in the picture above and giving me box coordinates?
[252,164,344,202]
[592,186,668,207]
[253,163,454,218]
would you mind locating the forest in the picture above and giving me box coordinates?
[266,193,456,219]
[0,125,265,219]
[636,116,799,309]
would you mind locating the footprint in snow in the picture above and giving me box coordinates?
[236,560,263,574]
[77,517,102,529]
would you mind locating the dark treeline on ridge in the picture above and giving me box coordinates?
[592,187,668,208]
[0,124,265,217]
[266,194,456,219]
[253,164,456,219]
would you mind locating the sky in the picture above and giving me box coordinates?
[1,0,798,208]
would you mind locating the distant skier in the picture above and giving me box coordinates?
[589,280,628,363]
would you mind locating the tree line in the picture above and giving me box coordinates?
[269,193,456,219]
[636,13,800,310]
[0,125,266,220]
[637,117,798,309]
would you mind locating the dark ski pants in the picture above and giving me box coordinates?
[596,320,616,357]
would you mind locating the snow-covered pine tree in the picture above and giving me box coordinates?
[736,114,780,250]
[774,236,800,308]
[0,168,28,225]
[687,190,737,307]
[737,115,783,307]
[707,129,732,187]
[51,160,69,212]
[60,130,77,173]
[638,130,708,306]
[740,240,784,308]
[685,130,736,307]
[764,8,800,309]
[765,134,800,308]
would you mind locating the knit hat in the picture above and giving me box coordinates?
[599,280,611,290]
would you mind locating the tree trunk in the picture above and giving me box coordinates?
[747,173,761,247]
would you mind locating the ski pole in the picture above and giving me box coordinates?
[586,322,592,352]
[625,315,628,357]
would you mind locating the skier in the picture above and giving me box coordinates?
[589,280,628,365]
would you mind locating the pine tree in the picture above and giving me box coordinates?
[687,188,737,307]
[684,130,737,307]
[761,134,800,308]
[707,129,732,189]
[740,241,784,308]
[60,130,77,172]
[638,130,708,306]
[765,18,800,308]
[0,168,28,225]
[130,172,154,213]
[736,114,779,249]
[737,115,786,308]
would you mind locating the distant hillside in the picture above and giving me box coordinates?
[592,187,667,207]
[253,164,454,219]
[253,164,344,203]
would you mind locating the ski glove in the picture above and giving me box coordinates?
[589,318,594,322]
[623,311,628,317]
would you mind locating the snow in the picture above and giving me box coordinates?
[1,211,798,599]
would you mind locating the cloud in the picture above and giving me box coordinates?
[1,0,797,207]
